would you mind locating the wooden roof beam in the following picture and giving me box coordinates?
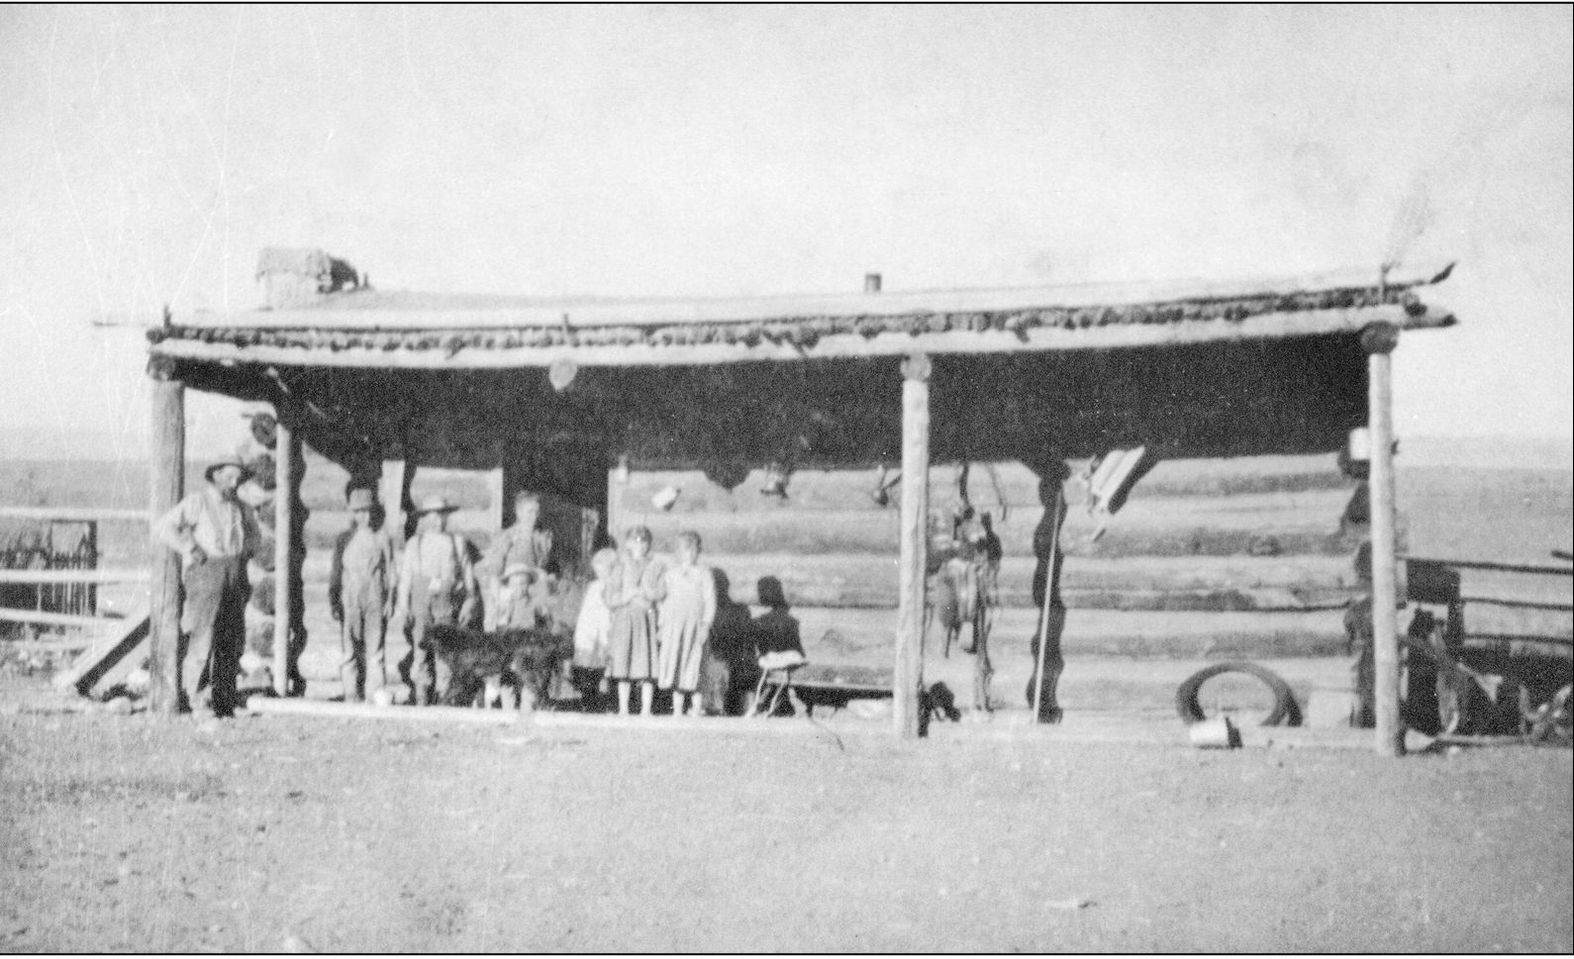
[149,302,1451,371]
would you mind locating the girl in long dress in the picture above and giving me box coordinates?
[656,531,717,716]
[604,527,664,716]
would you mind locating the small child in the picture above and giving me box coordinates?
[604,526,665,716]
[573,548,619,692]
[487,563,546,632]
[657,531,717,716]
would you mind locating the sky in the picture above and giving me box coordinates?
[0,5,1570,461]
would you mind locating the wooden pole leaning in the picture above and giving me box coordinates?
[894,353,931,739]
[273,415,297,698]
[147,357,185,716]
[1362,322,1404,757]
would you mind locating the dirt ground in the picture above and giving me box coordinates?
[2,674,1570,954]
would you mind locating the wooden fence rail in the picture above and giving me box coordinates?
[1402,555,1573,577]
[0,507,146,523]
[0,568,149,585]
[0,608,128,629]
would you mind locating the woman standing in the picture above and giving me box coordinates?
[656,532,717,716]
[603,526,664,716]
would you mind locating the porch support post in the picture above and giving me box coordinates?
[1363,322,1404,757]
[273,415,299,697]
[380,456,412,543]
[486,464,507,534]
[894,353,931,739]
[608,455,630,544]
[147,357,184,716]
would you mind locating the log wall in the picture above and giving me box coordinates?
[601,453,1374,658]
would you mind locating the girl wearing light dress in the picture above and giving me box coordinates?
[656,531,717,716]
[572,548,618,694]
[604,527,664,716]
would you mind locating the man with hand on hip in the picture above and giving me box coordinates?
[153,457,261,718]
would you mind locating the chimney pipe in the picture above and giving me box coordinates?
[864,272,882,293]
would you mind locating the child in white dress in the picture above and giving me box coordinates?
[573,548,618,687]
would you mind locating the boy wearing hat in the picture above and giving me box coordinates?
[153,457,261,717]
[486,562,550,633]
[391,494,480,705]
[329,487,399,702]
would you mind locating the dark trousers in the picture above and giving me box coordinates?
[399,583,456,705]
[1027,604,1066,723]
[181,556,249,716]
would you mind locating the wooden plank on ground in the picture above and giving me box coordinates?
[51,610,150,696]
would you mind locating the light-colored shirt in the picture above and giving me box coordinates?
[483,524,553,582]
[153,486,260,564]
[395,531,479,609]
[659,563,716,628]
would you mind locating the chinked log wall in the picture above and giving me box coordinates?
[603,453,1378,659]
[290,453,1382,659]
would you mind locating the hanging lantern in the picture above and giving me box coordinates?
[548,358,578,392]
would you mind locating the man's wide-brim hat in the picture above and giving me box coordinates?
[205,457,251,482]
[502,562,535,582]
[415,494,460,515]
[347,488,378,511]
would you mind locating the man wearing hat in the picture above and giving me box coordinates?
[329,487,399,703]
[153,456,262,717]
[391,494,480,705]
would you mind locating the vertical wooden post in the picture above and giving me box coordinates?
[486,464,507,535]
[147,358,184,716]
[1030,487,1067,723]
[608,455,630,545]
[273,416,297,697]
[380,456,412,543]
[895,353,931,739]
[1362,322,1403,757]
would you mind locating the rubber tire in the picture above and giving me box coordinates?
[1175,661,1300,727]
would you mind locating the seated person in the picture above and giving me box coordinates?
[486,563,549,632]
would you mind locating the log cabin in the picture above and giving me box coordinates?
[144,250,1457,751]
